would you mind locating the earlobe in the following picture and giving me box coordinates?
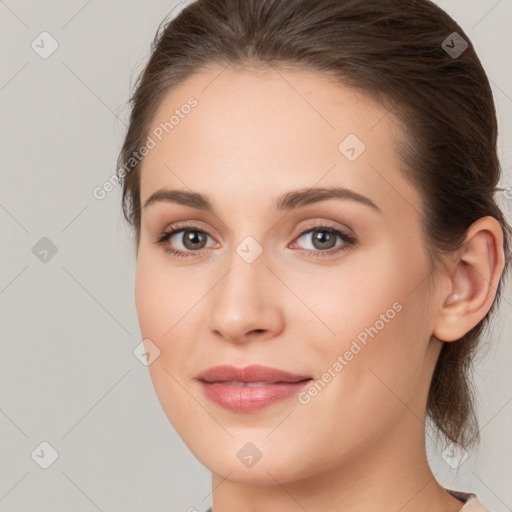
[432,216,505,343]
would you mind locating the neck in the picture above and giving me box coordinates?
[210,414,464,512]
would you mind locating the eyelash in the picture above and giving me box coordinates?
[153,222,357,259]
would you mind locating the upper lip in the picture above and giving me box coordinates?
[196,364,312,384]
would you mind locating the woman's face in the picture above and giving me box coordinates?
[135,66,444,484]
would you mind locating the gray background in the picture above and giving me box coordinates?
[0,0,511,511]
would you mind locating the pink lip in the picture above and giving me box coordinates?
[196,365,313,412]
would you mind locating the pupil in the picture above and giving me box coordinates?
[314,230,335,250]
[184,230,206,250]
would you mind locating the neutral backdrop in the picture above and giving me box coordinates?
[1,0,511,511]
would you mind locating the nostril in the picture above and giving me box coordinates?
[250,329,265,334]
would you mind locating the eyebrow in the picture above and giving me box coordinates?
[143,186,381,213]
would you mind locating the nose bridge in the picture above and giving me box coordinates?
[214,244,267,313]
[217,229,268,295]
[207,240,281,341]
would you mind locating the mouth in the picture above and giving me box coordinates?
[212,380,306,387]
[196,364,312,384]
[196,365,313,412]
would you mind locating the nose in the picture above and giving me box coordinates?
[207,249,284,344]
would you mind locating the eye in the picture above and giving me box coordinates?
[153,224,217,258]
[153,222,357,259]
[292,223,356,257]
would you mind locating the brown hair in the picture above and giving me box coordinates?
[117,0,511,450]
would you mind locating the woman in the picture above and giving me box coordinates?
[117,0,510,510]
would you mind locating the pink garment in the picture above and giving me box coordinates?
[447,489,490,511]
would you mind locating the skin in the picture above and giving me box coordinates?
[134,64,504,512]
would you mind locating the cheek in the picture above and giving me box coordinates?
[333,271,433,422]
[134,257,164,337]
[134,256,198,422]
[134,253,202,372]
[292,284,432,454]
[134,251,190,337]
[287,253,413,347]
[298,246,432,389]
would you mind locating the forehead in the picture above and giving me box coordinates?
[139,65,421,218]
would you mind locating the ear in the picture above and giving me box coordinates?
[432,216,506,342]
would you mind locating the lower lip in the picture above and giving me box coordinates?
[199,380,312,412]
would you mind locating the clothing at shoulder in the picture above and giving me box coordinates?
[204,490,489,512]
[447,489,490,511]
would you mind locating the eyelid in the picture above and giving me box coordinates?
[291,219,354,241]
[159,220,219,240]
